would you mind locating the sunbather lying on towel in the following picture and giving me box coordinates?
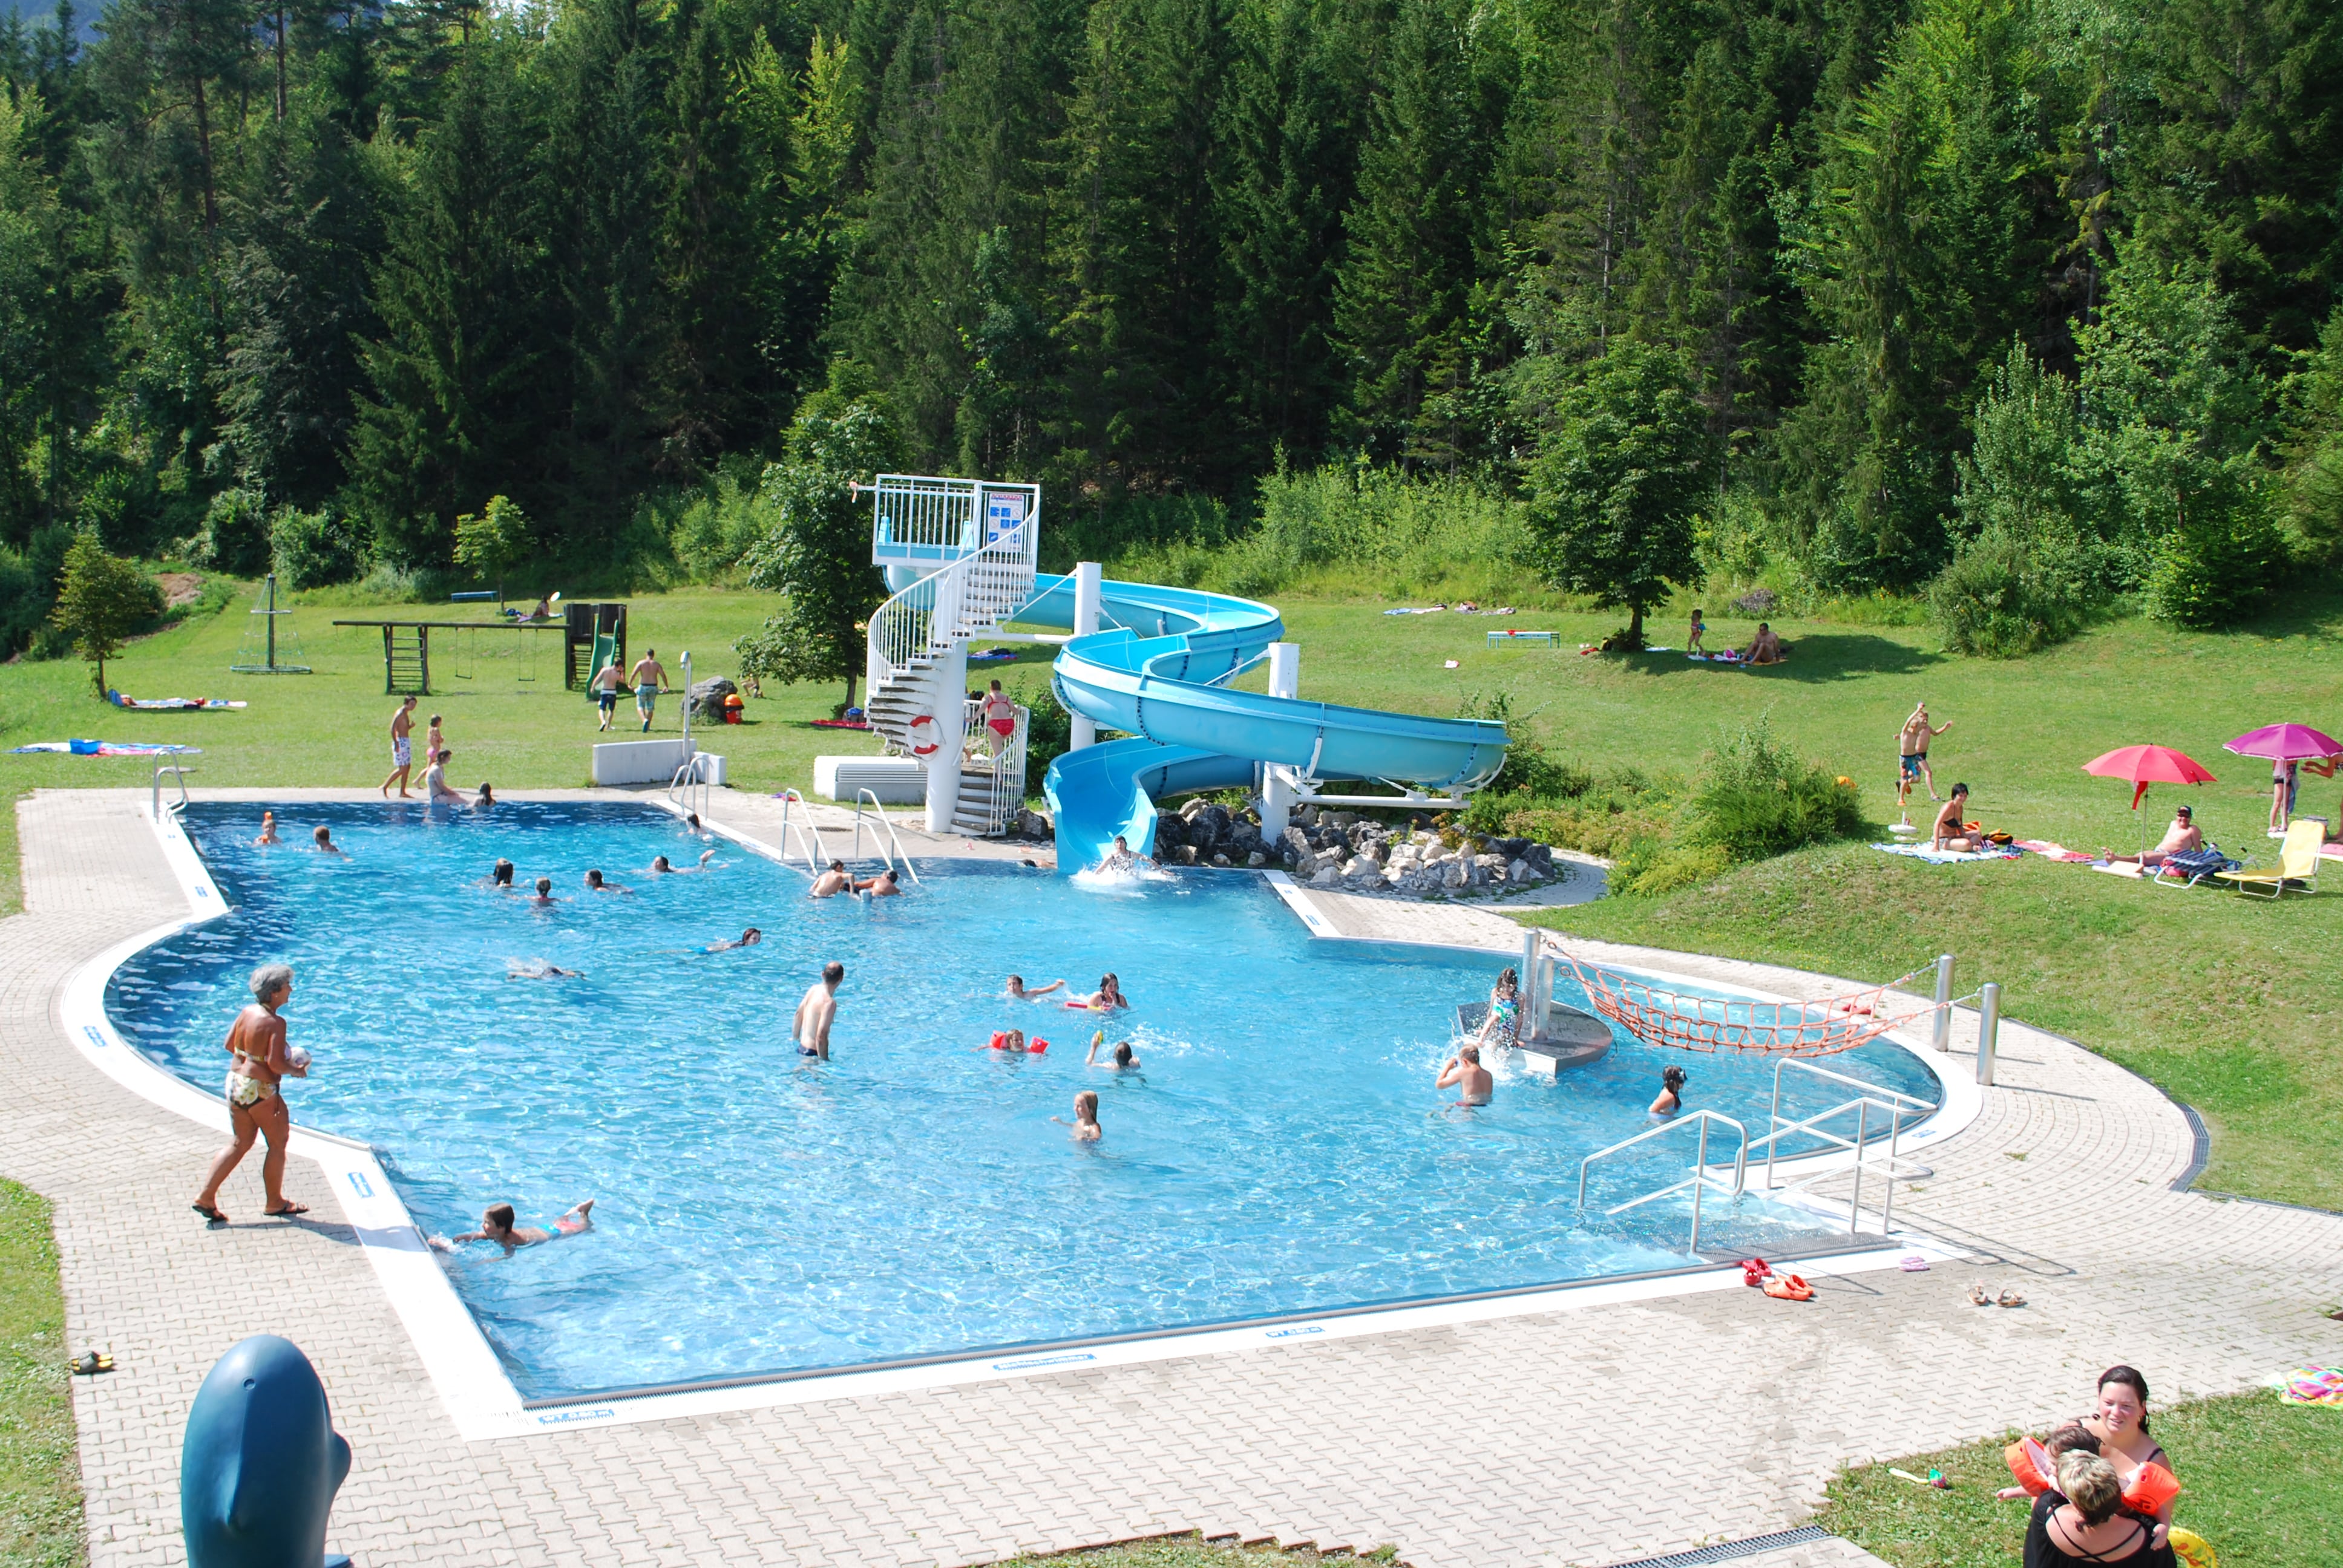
[2102,806,2202,867]
[1932,784,1984,852]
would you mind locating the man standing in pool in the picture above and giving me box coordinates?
[808,860,852,897]
[1436,1044,1493,1107]
[793,961,844,1060]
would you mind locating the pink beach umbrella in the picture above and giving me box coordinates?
[2223,723,2343,763]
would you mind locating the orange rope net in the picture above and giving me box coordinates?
[1555,950,1929,1058]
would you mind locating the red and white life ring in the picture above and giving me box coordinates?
[907,713,941,757]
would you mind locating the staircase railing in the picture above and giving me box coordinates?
[958,697,1028,836]
[152,763,196,822]
[1749,1059,1935,1238]
[866,518,1038,700]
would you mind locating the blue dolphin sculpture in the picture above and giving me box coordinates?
[181,1335,352,1568]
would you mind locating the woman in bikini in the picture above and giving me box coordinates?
[2023,1451,2172,1567]
[191,963,310,1224]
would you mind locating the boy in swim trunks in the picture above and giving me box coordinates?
[591,659,623,731]
[431,1199,595,1255]
[793,961,844,1059]
[629,648,667,733]
[381,696,418,797]
[1898,703,1951,811]
[1436,1044,1493,1106]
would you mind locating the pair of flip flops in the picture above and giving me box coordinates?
[1967,1280,2027,1307]
[190,1201,309,1224]
[1737,1258,1815,1299]
[68,1350,114,1376]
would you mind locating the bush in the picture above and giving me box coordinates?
[2143,488,2287,629]
[1928,528,2102,656]
[271,506,369,589]
[667,473,779,582]
[1612,837,1735,897]
[0,544,45,658]
[1679,717,1863,861]
[186,488,274,577]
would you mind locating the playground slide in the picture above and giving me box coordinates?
[1017,575,1510,870]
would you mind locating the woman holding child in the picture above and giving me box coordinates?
[2005,1367,2184,1566]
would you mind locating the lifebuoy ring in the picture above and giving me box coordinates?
[908,713,940,757]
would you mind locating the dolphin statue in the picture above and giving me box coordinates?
[181,1335,352,1568]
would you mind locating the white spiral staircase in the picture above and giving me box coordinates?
[863,477,1040,835]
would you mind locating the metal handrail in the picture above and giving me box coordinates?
[866,517,1038,697]
[1753,1059,1933,1236]
[957,697,1028,837]
[152,764,195,820]
[667,751,713,822]
[771,789,830,875]
[850,789,923,884]
[1576,1109,1748,1253]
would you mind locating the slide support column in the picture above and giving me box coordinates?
[1259,642,1301,836]
[1069,561,1102,752]
[923,640,969,833]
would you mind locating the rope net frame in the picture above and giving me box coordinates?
[1554,949,1932,1058]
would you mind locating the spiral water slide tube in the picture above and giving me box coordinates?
[1018,574,1510,871]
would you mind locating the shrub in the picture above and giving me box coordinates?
[453,494,531,584]
[1679,718,1863,861]
[189,488,274,577]
[0,544,46,657]
[2143,487,2287,629]
[271,506,369,589]
[1928,528,2101,656]
[1612,838,1735,897]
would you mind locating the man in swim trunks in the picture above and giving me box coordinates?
[1436,1044,1493,1106]
[1741,623,1784,665]
[381,696,418,797]
[591,658,624,731]
[853,869,903,897]
[1897,703,1952,810]
[979,679,1017,758]
[431,1199,594,1255]
[191,962,310,1223]
[793,961,844,1060]
[629,648,667,733]
[2102,805,2203,867]
[808,859,852,897]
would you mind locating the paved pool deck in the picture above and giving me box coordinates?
[5,786,2341,1568]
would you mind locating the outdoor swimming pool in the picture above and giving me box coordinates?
[111,802,1942,1399]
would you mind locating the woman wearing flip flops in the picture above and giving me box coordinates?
[190,963,313,1224]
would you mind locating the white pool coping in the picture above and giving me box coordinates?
[61,800,1969,1443]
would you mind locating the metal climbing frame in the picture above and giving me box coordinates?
[1576,1110,1749,1254]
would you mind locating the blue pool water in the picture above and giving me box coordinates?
[111,803,1941,1398]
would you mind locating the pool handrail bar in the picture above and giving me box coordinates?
[666,751,714,822]
[770,789,830,874]
[849,790,923,884]
[1751,1058,1933,1238]
[1575,1109,1748,1254]
[152,763,195,822]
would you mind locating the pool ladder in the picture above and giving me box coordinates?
[152,763,195,822]
[1576,1111,1748,1255]
[667,751,716,822]
[770,789,831,875]
[849,789,922,884]
[1746,1059,1934,1239]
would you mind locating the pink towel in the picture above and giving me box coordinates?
[2016,840,2094,863]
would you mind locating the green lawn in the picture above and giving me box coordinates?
[5,578,2342,1205]
[0,1180,83,1568]
[1815,1392,2343,1568]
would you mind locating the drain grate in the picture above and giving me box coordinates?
[1602,1524,1833,1567]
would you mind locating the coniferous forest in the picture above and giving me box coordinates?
[3,0,2341,656]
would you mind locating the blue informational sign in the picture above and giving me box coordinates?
[985,490,1026,545]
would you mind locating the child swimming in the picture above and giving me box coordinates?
[1052,1090,1103,1142]
[1650,1065,1688,1117]
[429,1199,595,1255]
[1084,1031,1139,1070]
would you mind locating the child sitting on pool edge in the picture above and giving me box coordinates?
[1053,1091,1103,1142]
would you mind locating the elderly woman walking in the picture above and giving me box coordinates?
[190,963,311,1224]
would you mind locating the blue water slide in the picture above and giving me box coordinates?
[1014,574,1509,870]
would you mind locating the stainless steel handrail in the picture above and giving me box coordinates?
[771,789,830,874]
[1576,1109,1748,1253]
[667,751,713,822]
[152,764,195,820]
[1752,1059,1933,1236]
[850,789,923,884]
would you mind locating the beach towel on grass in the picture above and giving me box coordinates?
[2016,840,2096,863]
[2279,1367,2343,1405]
[10,740,202,757]
[1873,842,2022,864]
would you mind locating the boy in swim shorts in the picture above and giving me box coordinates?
[793,961,844,1059]
[591,660,623,731]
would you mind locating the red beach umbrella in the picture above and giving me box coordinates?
[2083,744,2217,810]
[2083,745,2217,857]
[2223,723,2343,763]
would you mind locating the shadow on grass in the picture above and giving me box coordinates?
[1614,633,1945,682]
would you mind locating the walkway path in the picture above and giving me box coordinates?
[4,788,2338,1568]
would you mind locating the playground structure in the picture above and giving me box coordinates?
[848,474,1509,858]
[327,602,625,697]
[229,574,310,674]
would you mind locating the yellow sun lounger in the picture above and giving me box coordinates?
[2214,819,2325,899]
